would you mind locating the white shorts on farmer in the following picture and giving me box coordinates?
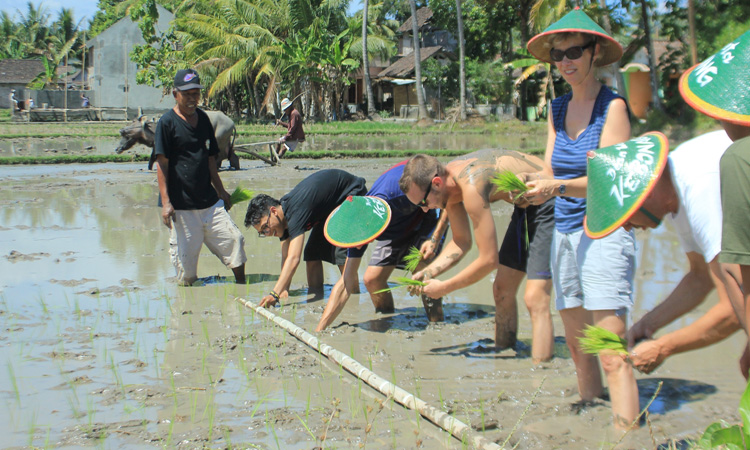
[169,200,246,285]
[282,140,303,152]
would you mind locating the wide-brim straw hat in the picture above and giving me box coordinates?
[527,7,623,67]
[679,30,750,126]
[280,97,293,111]
[584,132,670,239]
[324,196,392,248]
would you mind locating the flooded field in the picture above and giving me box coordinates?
[0,155,746,449]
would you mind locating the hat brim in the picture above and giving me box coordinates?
[527,29,623,67]
[584,132,669,239]
[175,83,204,91]
[679,64,750,126]
[324,196,392,248]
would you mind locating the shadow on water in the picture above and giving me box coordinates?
[640,377,717,414]
[350,302,493,333]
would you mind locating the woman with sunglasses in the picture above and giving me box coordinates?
[522,8,638,431]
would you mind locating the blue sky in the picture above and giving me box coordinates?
[1,0,363,29]
[1,0,102,28]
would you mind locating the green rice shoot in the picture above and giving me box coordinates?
[373,277,427,294]
[578,325,628,355]
[491,171,529,201]
[230,187,255,205]
[402,246,423,273]
[491,171,530,248]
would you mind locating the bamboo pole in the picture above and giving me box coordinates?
[234,296,503,450]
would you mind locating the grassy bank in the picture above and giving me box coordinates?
[0,114,546,139]
[0,148,545,165]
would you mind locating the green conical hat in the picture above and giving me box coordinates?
[584,132,669,239]
[679,30,750,126]
[324,196,392,248]
[527,7,623,67]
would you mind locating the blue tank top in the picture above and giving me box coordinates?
[550,85,627,233]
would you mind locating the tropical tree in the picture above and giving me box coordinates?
[362,0,376,117]
[28,32,78,89]
[455,0,466,119]
[409,0,429,120]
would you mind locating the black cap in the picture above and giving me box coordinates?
[174,69,204,91]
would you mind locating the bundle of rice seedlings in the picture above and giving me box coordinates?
[230,187,255,205]
[491,171,529,202]
[491,170,530,248]
[578,324,628,355]
[373,277,427,294]
[402,246,423,273]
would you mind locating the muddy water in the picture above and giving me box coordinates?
[0,132,545,158]
[0,158,745,449]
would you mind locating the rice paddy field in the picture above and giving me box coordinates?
[0,120,745,449]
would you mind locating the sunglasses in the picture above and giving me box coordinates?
[258,214,272,238]
[418,173,438,207]
[549,41,595,62]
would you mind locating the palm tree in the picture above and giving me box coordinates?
[455,0,466,120]
[637,0,664,112]
[409,0,429,121]
[362,0,376,117]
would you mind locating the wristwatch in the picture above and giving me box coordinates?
[558,183,566,195]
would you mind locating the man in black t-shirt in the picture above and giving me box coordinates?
[154,68,246,286]
[244,169,367,307]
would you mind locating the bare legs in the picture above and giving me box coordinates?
[560,307,639,430]
[493,265,554,363]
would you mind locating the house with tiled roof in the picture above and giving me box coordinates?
[371,7,456,117]
[0,59,44,109]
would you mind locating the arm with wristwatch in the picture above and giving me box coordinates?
[522,173,589,205]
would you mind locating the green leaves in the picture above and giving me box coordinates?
[229,187,254,205]
[577,325,628,355]
[700,380,750,448]
[373,277,427,294]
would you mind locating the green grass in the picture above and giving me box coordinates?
[491,170,529,200]
[0,154,149,164]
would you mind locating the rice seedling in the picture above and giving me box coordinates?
[578,324,628,355]
[491,170,529,200]
[373,277,427,294]
[402,246,423,273]
[229,187,254,205]
[6,361,19,404]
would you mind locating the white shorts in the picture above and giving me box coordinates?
[552,227,635,313]
[283,140,302,152]
[169,200,246,283]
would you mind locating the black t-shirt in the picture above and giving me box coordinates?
[154,108,219,210]
[280,169,368,240]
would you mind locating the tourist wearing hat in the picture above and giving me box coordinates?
[315,161,449,331]
[522,7,638,429]
[584,131,741,377]
[274,97,305,162]
[678,30,750,372]
[153,68,246,285]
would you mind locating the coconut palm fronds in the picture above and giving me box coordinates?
[373,277,427,294]
[230,187,255,205]
[578,325,628,355]
[402,246,423,273]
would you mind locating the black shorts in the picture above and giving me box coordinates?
[498,199,554,280]
[368,213,442,268]
[304,221,347,266]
